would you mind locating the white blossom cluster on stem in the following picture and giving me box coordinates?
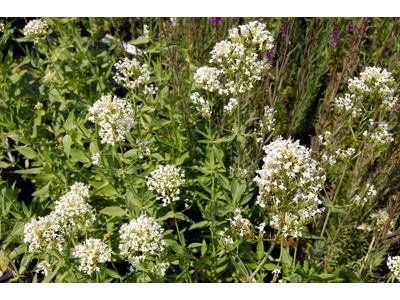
[0,21,4,33]
[43,71,56,84]
[190,92,212,119]
[24,183,95,252]
[259,105,276,133]
[36,260,52,277]
[73,238,113,275]
[146,164,185,206]
[170,18,178,27]
[223,98,238,114]
[363,122,394,145]
[23,19,49,43]
[91,153,101,166]
[387,256,400,281]
[150,261,170,277]
[353,184,376,206]
[228,209,254,239]
[143,25,150,39]
[370,208,394,234]
[194,66,222,93]
[335,148,355,160]
[254,137,326,238]
[119,215,167,272]
[88,94,134,146]
[53,182,96,236]
[113,57,151,91]
[136,139,151,159]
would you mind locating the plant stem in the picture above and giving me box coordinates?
[249,227,282,280]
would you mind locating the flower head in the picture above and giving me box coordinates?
[88,94,134,145]
[210,17,224,26]
[73,238,113,275]
[387,256,400,281]
[254,137,326,238]
[23,19,49,43]
[36,260,52,277]
[146,165,185,206]
[113,57,151,91]
[119,215,166,271]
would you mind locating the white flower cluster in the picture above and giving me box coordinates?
[387,256,400,281]
[370,208,394,234]
[190,92,212,119]
[200,21,274,96]
[336,66,398,115]
[23,19,49,43]
[24,183,95,252]
[143,84,158,95]
[143,25,150,39]
[91,153,101,166]
[102,34,145,57]
[254,137,326,238]
[113,57,151,91]
[321,154,337,166]
[146,164,185,206]
[53,182,96,236]
[0,21,4,32]
[88,94,134,146]
[43,71,56,84]
[119,215,166,272]
[229,166,247,178]
[228,21,275,51]
[150,261,170,277]
[34,102,43,110]
[259,106,276,133]
[73,238,113,275]
[228,209,254,239]
[318,131,332,147]
[36,260,51,277]
[194,66,222,93]
[24,213,64,252]
[335,148,355,160]
[353,184,376,206]
[220,227,234,247]
[364,122,394,145]
[170,18,178,27]
[258,222,266,239]
[223,98,238,114]
[136,139,151,159]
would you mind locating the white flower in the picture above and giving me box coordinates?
[143,25,150,39]
[136,139,151,159]
[143,84,158,95]
[0,21,4,33]
[387,256,400,281]
[53,182,96,236]
[36,260,52,277]
[91,153,101,166]
[113,57,151,90]
[23,19,49,43]
[88,94,134,146]
[224,98,238,114]
[190,92,212,119]
[370,209,394,234]
[194,66,222,92]
[146,165,185,206]
[259,106,276,133]
[150,261,170,277]
[170,18,178,27]
[228,209,253,238]
[272,268,281,275]
[43,71,56,84]
[254,137,326,238]
[73,238,113,275]
[23,213,64,252]
[368,122,394,145]
[119,215,166,271]
[34,102,43,110]
[335,148,355,160]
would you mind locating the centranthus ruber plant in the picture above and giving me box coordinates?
[1,17,399,284]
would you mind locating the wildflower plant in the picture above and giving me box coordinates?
[2,17,400,284]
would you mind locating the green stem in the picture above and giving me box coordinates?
[292,238,299,273]
[249,227,282,280]
[169,201,192,283]
[358,235,375,281]
[320,209,331,238]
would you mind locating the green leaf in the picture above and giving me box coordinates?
[63,135,72,157]
[14,167,42,174]
[70,149,90,163]
[129,36,149,45]
[179,255,191,273]
[155,211,175,221]
[64,109,75,132]
[99,206,126,217]
[150,119,171,129]
[189,220,210,230]
[231,180,246,206]
[175,212,194,224]
[211,145,225,170]
[16,147,37,159]
[256,241,265,260]
[176,151,189,166]
[370,248,387,270]
[214,135,236,143]
[106,268,122,279]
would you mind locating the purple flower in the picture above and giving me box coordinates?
[264,51,273,61]
[329,20,340,47]
[281,21,288,39]
[210,17,224,26]
[349,22,357,33]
